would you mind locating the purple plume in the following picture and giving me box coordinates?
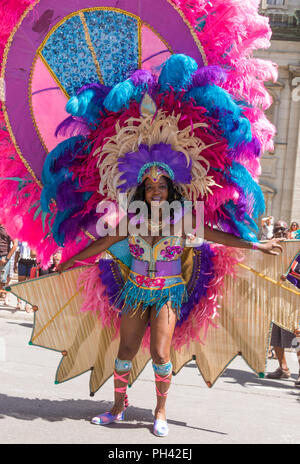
[191,65,227,88]
[178,242,215,325]
[56,180,85,211]
[118,143,192,192]
[55,116,90,138]
[130,69,157,90]
[76,82,112,98]
[228,137,261,160]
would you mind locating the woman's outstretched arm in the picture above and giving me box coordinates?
[58,232,127,273]
[203,226,283,255]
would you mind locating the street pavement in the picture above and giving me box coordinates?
[0,300,299,445]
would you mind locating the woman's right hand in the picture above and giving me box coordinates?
[57,258,75,274]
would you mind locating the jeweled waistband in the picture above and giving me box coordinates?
[131,257,181,277]
[128,271,184,291]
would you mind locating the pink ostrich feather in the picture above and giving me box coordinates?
[0,1,37,64]
[0,0,52,261]
[170,0,277,153]
[0,1,93,266]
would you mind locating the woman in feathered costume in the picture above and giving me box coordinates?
[52,54,281,436]
[0,0,282,437]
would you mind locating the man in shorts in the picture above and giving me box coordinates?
[0,224,18,304]
[266,324,300,388]
[15,242,37,312]
[266,221,300,387]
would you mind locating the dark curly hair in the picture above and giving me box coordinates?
[131,176,185,204]
[129,176,185,221]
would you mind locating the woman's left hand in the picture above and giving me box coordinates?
[257,238,283,255]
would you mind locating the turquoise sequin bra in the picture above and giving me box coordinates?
[115,235,188,317]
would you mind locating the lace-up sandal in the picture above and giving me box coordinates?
[91,370,129,425]
[153,372,171,437]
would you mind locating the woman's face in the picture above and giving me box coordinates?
[291,223,298,230]
[144,177,169,206]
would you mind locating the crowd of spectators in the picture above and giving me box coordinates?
[0,223,61,311]
[260,217,300,240]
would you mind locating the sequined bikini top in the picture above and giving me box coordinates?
[128,235,185,262]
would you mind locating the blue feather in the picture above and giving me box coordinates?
[224,202,260,242]
[185,84,252,148]
[41,136,86,213]
[66,84,111,123]
[103,80,142,112]
[41,136,83,184]
[229,162,265,219]
[158,54,198,92]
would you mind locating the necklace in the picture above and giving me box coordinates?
[147,218,165,232]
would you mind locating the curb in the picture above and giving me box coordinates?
[0,306,34,321]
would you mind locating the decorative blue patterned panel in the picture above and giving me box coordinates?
[83,10,139,87]
[41,14,100,96]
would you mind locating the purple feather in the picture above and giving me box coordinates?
[118,143,192,191]
[191,65,227,88]
[177,242,215,325]
[55,116,90,138]
[130,70,157,90]
[98,259,125,309]
[59,211,97,243]
[56,180,85,211]
[76,82,112,98]
[228,137,261,160]
[50,137,87,174]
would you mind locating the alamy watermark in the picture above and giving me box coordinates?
[95,194,204,246]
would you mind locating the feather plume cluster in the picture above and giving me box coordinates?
[94,110,217,203]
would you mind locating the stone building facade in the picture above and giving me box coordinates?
[255,0,300,226]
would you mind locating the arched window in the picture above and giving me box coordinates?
[259,183,277,216]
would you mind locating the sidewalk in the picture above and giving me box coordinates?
[0,276,34,321]
[0,308,300,444]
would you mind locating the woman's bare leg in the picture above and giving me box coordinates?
[16,275,27,309]
[150,302,177,421]
[110,307,150,416]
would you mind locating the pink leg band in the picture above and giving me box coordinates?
[154,372,171,397]
[114,370,130,408]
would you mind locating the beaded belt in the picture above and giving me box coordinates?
[128,271,184,291]
[131,257,181,277]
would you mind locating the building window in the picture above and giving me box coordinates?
[267,0,285,5]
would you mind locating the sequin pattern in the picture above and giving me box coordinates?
[129,244,145,259]
[41,10,139,95]
[41,15,100,95]
[160,246,184,260]
[84,10,139,87]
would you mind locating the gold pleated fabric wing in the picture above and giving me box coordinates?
[8,241,300,394]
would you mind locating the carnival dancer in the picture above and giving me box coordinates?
[39,49,282,437]
[58,161,282,437]
[0,0,283,439]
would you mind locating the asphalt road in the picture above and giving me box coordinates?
[0,303,299,445]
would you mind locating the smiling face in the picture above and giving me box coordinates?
[144,176,169,206]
